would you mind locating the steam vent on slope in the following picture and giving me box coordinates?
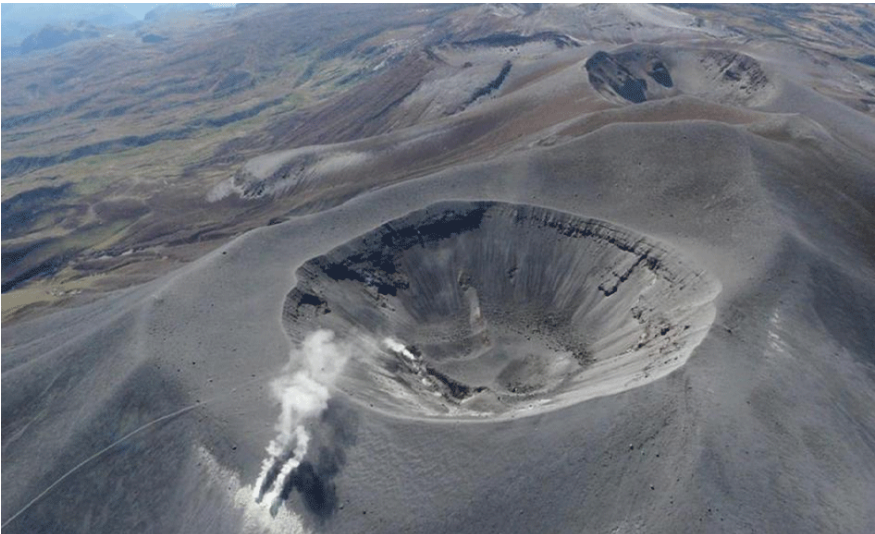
[286,202,720,419]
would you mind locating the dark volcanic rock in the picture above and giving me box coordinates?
[585,51,650,103]
[647,61,673,88]
[466,61,513,105]
[585,46,771,106]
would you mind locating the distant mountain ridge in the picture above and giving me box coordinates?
[1,3,222,56]
[1,3,136,45]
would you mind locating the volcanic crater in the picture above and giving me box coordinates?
[285,201,720,419]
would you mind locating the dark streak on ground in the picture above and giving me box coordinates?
[465,61,513,106]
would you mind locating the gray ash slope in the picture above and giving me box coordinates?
[4,4,875,534]
[4,111,875,534]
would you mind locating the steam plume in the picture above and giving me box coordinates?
[382,337,417,360]
[253,329,351,512]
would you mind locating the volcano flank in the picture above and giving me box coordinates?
[4,4,875,534]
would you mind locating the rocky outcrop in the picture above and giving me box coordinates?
[585,51,650,103]
[584,46,772,106]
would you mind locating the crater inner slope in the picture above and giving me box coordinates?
[285,201,720,419]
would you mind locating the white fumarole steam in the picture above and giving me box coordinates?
[253,329,351,513]
[382,337,417,361]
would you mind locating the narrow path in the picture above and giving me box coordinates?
[1,375,263,529]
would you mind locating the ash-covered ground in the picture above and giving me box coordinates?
[3,4,875,534]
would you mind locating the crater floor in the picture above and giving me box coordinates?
[285,201,720,419]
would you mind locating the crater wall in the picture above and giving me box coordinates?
[284,201,720,419]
